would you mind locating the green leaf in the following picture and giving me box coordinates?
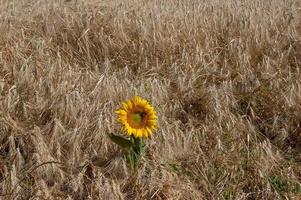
[124,136,146,170]
[134,137,145,154]
[268,175,289,193]
[108,133,133,149]
[126,151,136,170]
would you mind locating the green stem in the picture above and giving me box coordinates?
[126,136,145,170]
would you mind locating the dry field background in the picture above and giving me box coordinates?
[0,0,301,199]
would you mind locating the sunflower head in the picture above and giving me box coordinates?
[115,96,157,138]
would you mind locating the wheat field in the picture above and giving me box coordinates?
[0,0,301,199]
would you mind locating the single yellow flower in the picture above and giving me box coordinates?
[115,96,157,138]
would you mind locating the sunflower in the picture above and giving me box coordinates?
[115,96,157,138]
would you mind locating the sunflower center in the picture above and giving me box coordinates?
[132,113,143,124]
[128,110,148,129]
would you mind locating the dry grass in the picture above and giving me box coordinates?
[0,0,301,199]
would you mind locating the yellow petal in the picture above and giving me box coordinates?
[115,96,157,139]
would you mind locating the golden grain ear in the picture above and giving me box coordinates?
[1,0,301,198]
